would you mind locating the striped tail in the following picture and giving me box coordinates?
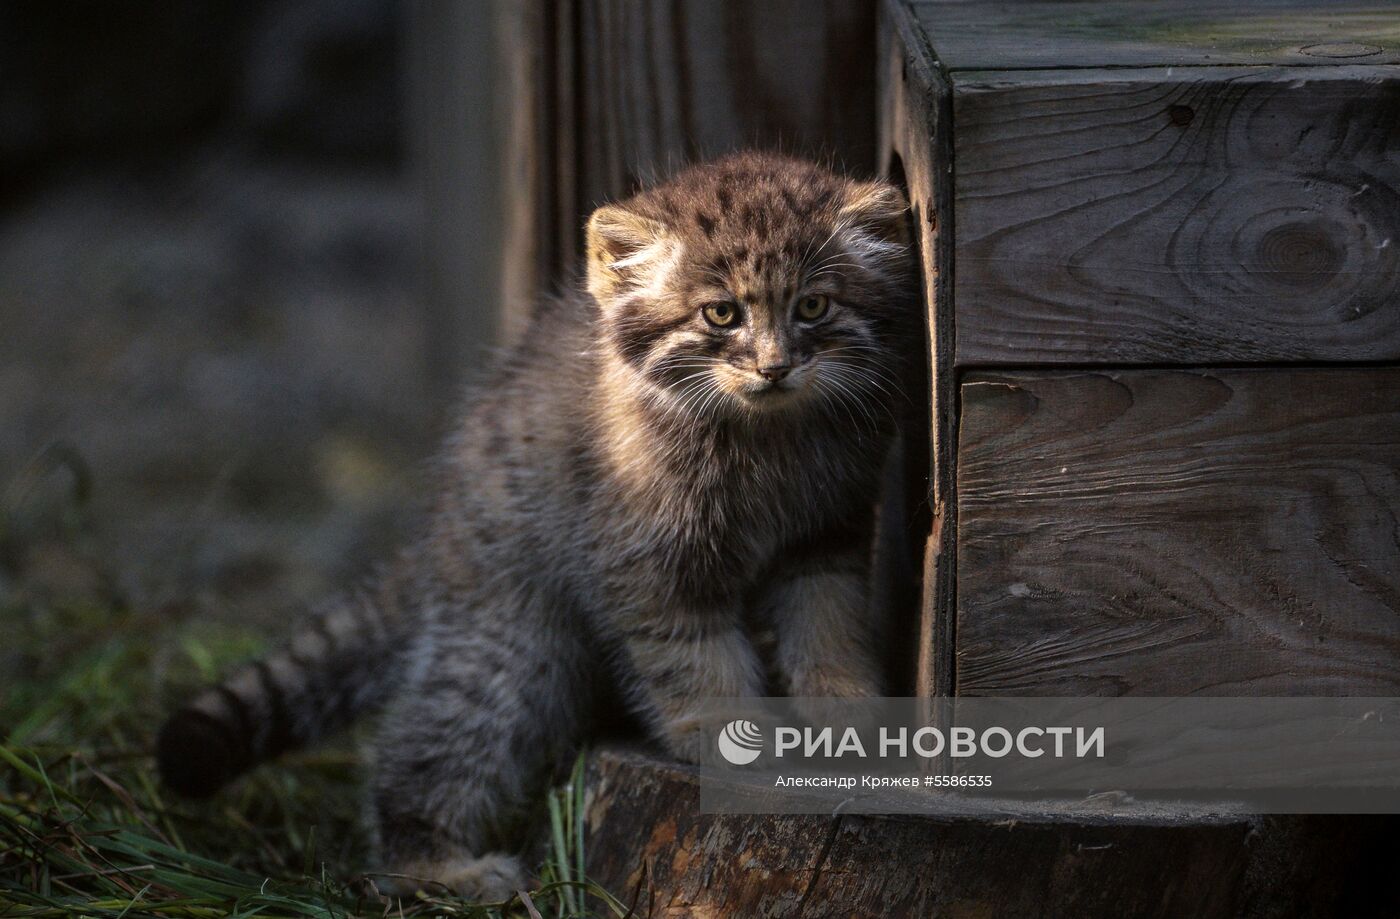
[157,584,406,798]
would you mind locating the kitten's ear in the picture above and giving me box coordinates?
[837,181,910,248]
[586,204,669,303]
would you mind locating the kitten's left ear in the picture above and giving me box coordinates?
[586,204,669,304]
[837,182,911,248]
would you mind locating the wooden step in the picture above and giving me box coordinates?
[584,749,1322,918]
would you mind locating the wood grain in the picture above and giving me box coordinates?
[955,368,1400,696]
[951,65,1400,365]
[911,0,1400,70]
[584,748,1253,918]
[575,0,877,215]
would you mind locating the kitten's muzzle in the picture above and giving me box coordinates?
[757,363,792,382]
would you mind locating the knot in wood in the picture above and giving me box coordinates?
[1253,221,1345,292]
[1167,104,1195,127]
[1299,42,1383,59]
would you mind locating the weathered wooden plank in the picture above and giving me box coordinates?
[955,368,1400,696]
[952,65,1400,365]
[584,748,1253,918]
[880,0,954,697]
[910,0,1400,71]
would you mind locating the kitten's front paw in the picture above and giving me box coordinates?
[658,705,772,766]
[373,853,526,903]
[660,722,715,765]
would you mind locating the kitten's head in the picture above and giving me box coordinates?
[586,152,915,424]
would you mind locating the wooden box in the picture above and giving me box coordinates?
[880,0,1400,697]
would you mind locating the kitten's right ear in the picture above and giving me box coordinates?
[838,182,910,247]
[586,205,668,304]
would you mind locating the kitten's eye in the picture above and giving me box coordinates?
[702,301,740,327]
[796,294,829,322]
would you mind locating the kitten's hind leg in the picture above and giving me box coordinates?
[367,591,591,902]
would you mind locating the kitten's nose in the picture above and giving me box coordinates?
[758,364,792,382]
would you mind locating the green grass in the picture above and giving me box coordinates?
[0,456,629,918]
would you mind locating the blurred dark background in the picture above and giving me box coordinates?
[1,0,444,633]
[0,0,878,646]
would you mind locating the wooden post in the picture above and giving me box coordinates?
[409,1,504,393]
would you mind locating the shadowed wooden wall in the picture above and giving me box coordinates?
[413,0,878,368]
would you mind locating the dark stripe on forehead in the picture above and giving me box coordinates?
[742,204,770,235]
[711,245,747,274]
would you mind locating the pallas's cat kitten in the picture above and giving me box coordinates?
[158,151,917,898]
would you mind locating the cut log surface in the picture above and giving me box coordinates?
[955,367,1400,696]
[584,749,1253,918]
[952,65,1400,365]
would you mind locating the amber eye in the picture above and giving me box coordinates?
[796,294,829,322]
[703,301,740,327]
